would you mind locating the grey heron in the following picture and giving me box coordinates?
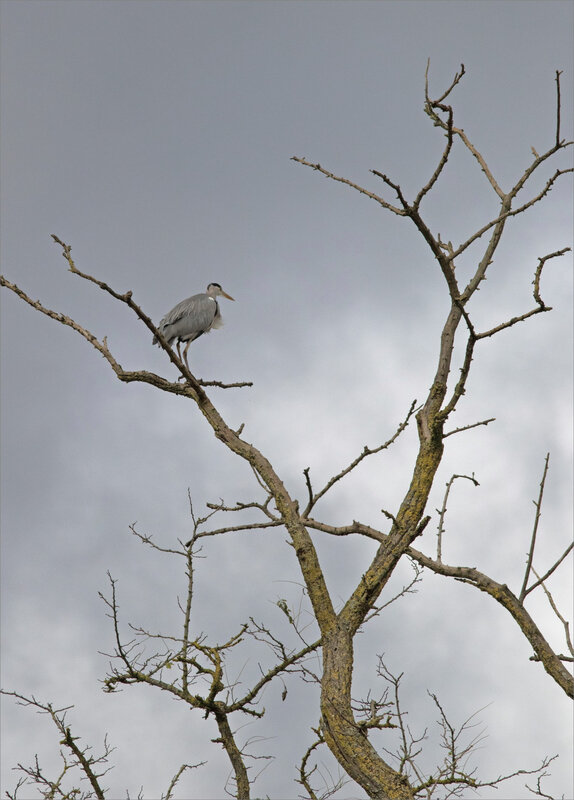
[153,283,235,369]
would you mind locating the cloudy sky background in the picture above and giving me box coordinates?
[1,2,572,798]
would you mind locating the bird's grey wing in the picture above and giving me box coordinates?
[154,295,196,345]
[155,294,217,345]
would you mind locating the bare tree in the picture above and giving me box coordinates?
[1,66,572,800]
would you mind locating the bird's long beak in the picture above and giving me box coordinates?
[221,290,235,301]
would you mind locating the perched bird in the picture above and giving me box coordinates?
[153,283,235,369]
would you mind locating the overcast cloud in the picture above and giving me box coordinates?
[1,2,572,798]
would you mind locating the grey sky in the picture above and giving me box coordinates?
[1,1,572,798]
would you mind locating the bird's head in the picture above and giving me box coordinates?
[207,283,235,301]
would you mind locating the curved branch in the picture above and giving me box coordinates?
[414,60,460,209]
[303,517,573,698]
[476,247,570,339]
[406,551,574,699]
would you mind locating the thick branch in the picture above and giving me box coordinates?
[212,707,251,799]
[407,552,574,699]
[303,517,573,698]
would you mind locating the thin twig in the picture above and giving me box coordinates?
[415,61,460,209]
[555,70,562,147]
[163,762,206,800]
[525,542,574,599]
[290,157,406,215]
[443,418,495,438]
[436,473,479,562]
[519,453,550,602]
[476,248,570,339]
[531,569,574,660]
[1,692,111,800]
[302,400,417,516]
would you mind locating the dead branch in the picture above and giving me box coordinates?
[373,661,559,799]
[0,691,112,800]
[296,727,349,800]
[555,70,563,147]
[97,535,325,797]
[414,60,462,209]
[520,453,551,601]
[303,514,573,698]
[476,248,570,339]
[407,551,574,699]
[226,635,321,713]
[436,473,480,562]
[437,333,476,420]
[50,235,201,385]
[1,239,251,393]
[453,172,573,263]
[302,399,417,516]
[297,730,323,800]
[199,378,253,388]
[364,558,423,624]
[424,62,505,199]
[183,494,282,546]
[525,755,562,800]
[529,568,574,661]
[212,709,251,799]
[443,417,495,438]
[163,761,206,800]
[290,156,406,216]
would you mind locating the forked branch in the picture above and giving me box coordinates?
[0,691,112,800]
[302,399,417,516]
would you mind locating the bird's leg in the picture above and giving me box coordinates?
[182,341,192,372]
[176,340,183,362]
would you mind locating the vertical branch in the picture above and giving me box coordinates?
[519,453,550,603]
[436,473,480,563]
[181,492,201,695]
[181,546,195,694]
[213,708,251,799]
[555,70,563,147]
[60,727,107,800]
